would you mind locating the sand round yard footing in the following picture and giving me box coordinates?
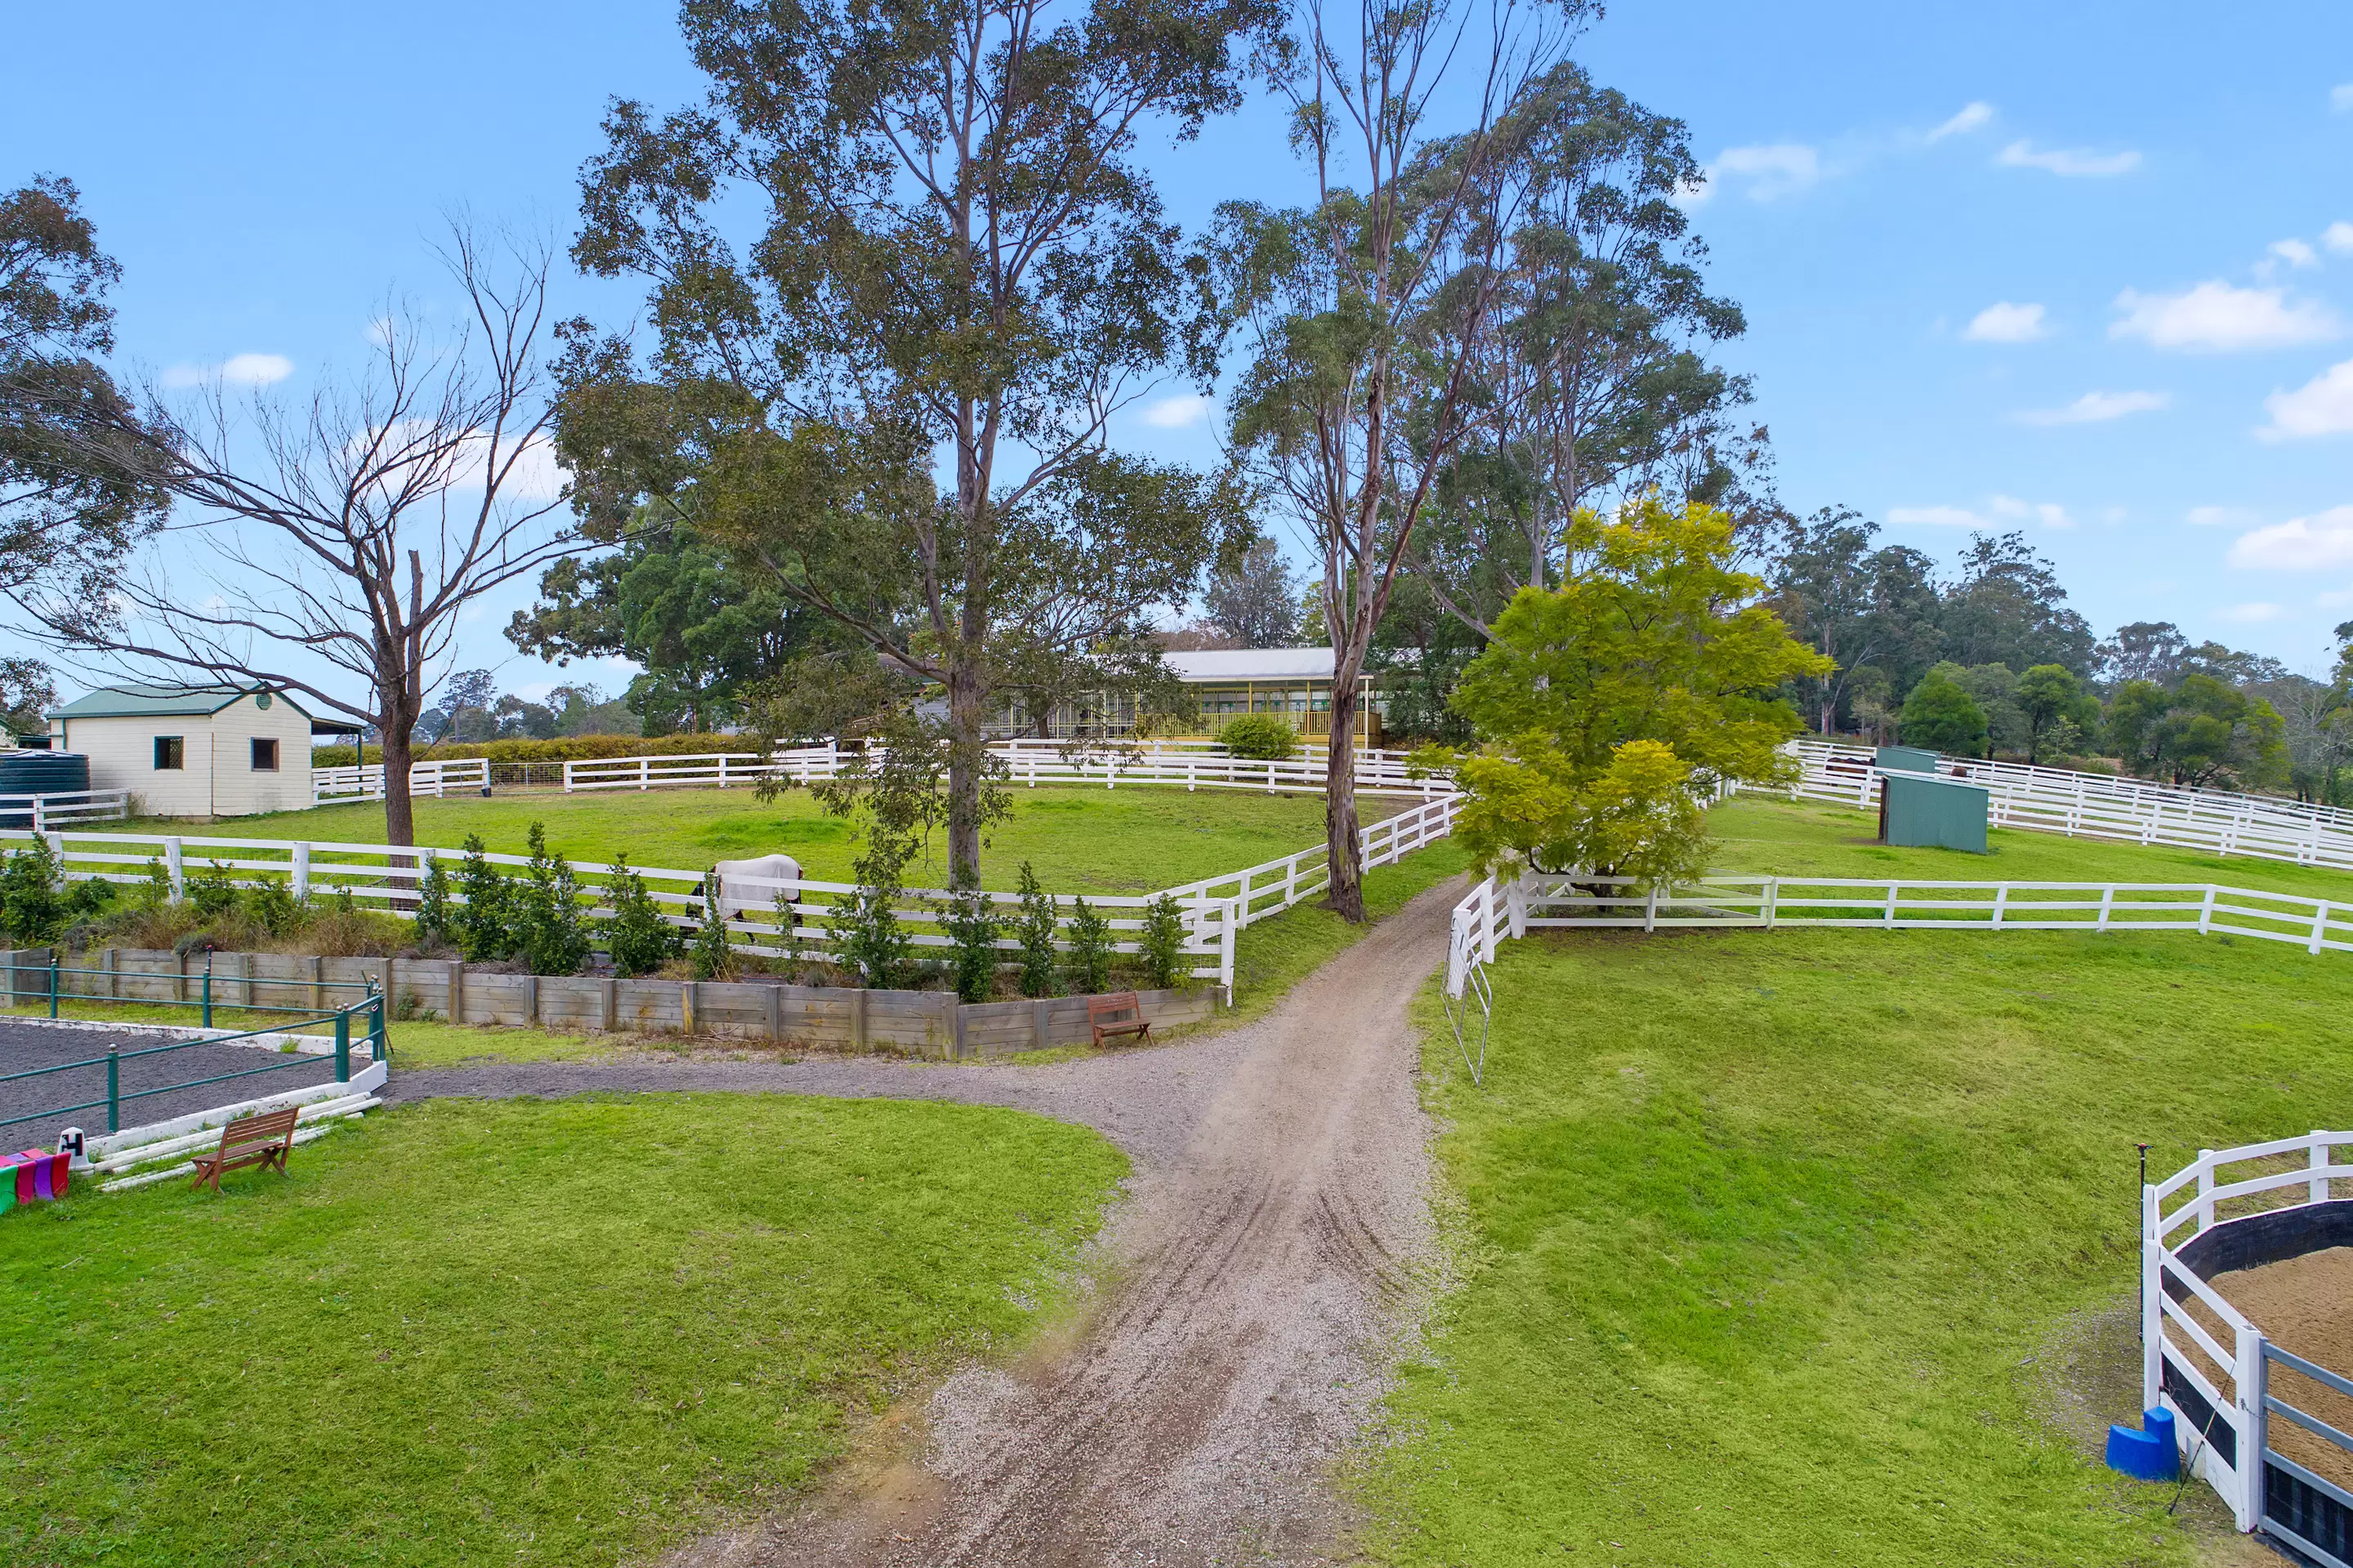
[2210,1245,2353,1493]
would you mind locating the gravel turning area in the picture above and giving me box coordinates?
[389,875,1465,1567]
[0,1017,346,1147]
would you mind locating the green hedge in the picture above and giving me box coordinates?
[309,733,752,767]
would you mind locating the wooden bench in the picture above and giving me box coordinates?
[190,1106,301,1192]
[1087,991,1152,1048]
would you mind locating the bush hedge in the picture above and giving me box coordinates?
[309,733,751,768]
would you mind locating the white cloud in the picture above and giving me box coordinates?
[1141,393,1211,430]
[1887,505,1986,528]
[2334,83,2353,113]
[1989,494,2073,527]
[2325,221,2353,256]
[2261,358,2353,440]
[1996,140,2141,177]
[1927,102,1995,141]
[2110,281,2344,351]
[2228,504,2353,570]
[2014,389,2168,426]
[2219,601,2286,623]
[1702,143,1822,203]
[2186,505,2260,528]
[2269,238,2320,270]
[1963,301,2050,342]
[159,351,294,389]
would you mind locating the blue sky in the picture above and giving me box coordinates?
[6,0,2353,707]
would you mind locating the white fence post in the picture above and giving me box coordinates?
[640,757,650,792]
[292,842,310,900]
[2098,885,2114,931]
[165,836,184,903]
[2313,1130,2333,1205]
[2197,1150,2216,1234]
[2199,886,2217,934]
[563,759,577,793]
[2141,1186,2163,1414]
[2309,900,2330,955]
[1505,875,1527,940]
[1762,877,1779,930]
[2234,1322,2266,1533]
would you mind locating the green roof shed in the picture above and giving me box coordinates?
[1879,771,1989,854]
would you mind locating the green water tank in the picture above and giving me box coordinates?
[1879,771,1989,853]
[1875,744,1940,774]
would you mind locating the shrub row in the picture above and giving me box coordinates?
[310,733,752,768]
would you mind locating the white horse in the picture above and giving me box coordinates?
[698,853,806,922]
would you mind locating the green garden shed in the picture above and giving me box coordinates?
[1878,770,1989,854]
[1875,744,1940,774]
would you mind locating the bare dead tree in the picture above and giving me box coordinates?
[1213,0,1581,918]
[16,226,574,847]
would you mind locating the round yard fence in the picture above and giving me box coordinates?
[2145,1132,2353,1565]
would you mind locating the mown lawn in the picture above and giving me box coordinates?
[1371,913,2353,1562]
[1708,793,2353,904]
[119,783,1390,894]
[0,1093,1125,1568]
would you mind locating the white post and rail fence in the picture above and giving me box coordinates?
[2143,1135,2353,1565]
[0,792,1461,999]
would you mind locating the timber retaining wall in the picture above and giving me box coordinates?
[0,946,1216,1061]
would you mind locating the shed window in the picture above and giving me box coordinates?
[154,736,185,771]
[251,737,279,771]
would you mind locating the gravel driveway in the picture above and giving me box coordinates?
[389,875,1464,1567]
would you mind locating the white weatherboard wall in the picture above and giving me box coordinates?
[58,693,311,818]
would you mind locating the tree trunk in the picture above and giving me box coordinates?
[1324,683,1365,922]
[945,654,984,884]
[380,721,417,848]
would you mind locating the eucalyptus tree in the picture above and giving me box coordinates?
[1405,63,1747,638]
[0,176,164,612]
[1213,0,1583,920]
[560,0,1275,882]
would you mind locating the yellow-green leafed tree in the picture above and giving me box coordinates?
[1435,497,1833,886]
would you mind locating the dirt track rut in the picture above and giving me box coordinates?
[698,878,1457,1566]
[391,877,1460,1567]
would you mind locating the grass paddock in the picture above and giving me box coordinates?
[0,1093,1124,1567]
[112,783,1409,895]
[1369,802,2353,1565]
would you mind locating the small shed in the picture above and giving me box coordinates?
[1878,770,1989,854]
[1875,744,1940,774]
[48,685,315,819]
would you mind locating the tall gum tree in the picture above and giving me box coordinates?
[1212,0,1583,919]
[560,0,1279,882]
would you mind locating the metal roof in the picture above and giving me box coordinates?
[1162,648,1340,683]
[49,684,314,721]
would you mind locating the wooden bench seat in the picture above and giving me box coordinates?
[1087,991,1152,1048]
[191,1106,301,1192]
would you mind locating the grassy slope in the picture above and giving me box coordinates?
[1370,798,2353,1566]
[1709,793,2353,902]
[0,1094,1125,1568]
[119,784,1380,894]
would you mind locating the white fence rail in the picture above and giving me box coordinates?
[1783,739,2353,873]
[2144,1135,2353,1555]
[1445,872,2353,998]
[563,741,1456,801]
[0,789,129,829]
[0,793,1461,996]
[311,758,491,803]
